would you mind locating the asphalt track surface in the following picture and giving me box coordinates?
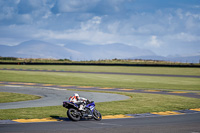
[0,86,129,109]
[1,113,200,133]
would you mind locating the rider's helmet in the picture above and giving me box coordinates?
[73,93,79,99]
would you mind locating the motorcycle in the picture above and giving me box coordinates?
[63,100,102,121]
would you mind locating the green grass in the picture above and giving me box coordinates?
[97,92,200,115]
[0,65,199,120]
[0,65,200,76]
[0,92,41,103]
[0,92,199,120]
[0,70,200,91]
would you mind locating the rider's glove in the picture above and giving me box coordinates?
[86,100,90,103]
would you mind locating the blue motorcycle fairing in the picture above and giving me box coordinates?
[86,102,95,112]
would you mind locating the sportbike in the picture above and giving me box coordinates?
[63,100,102,121]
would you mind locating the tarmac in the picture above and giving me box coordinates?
[0,85,129,109]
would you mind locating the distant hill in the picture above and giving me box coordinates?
[64,42,155,60]
[0,40,199,63]
[0,40,156,60]
[0,40,78,59]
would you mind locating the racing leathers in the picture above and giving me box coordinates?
[68,95,87,111]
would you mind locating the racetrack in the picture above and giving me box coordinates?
[0,83,200,133]
[0,68,200,132]
[0,85,129,109]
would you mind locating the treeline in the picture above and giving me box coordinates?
[0,57,18,60]
[0,57,199,67]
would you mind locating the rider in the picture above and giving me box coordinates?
[68,93,88,111]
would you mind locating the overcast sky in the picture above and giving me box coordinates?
[0,0,200,57]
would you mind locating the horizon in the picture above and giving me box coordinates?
[0,56,199,65]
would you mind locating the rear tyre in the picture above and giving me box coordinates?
[93,109,102,121]
[67,108,81,121]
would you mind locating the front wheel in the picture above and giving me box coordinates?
[67,108,81,121]
[93,109,102,121]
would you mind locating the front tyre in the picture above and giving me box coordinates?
[93,109,102,121]
[67,108,81,121]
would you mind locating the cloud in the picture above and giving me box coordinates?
[166,32,200,42]
[148,36,161,47]
[0,0,50,25]
[176,9,184,19]
[51,0,99,13]
[0,0,200,58]
[17,0,44,14]
[81,16,102,31]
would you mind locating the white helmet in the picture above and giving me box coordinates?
[73,93,79,97]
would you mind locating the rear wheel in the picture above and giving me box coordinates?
[67,108,81,121]
[93,109,102,121]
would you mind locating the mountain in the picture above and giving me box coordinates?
[0,40,156,60]
[0,40,79,59]
[64,43,155,60]
[0,40,199,63]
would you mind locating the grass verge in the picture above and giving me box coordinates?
[0,70,200,91]
[0,65,200,76]
[0,92,41,103]
[0,92,199,120]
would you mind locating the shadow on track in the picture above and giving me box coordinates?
[50,116,93,122]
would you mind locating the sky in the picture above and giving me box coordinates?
[0,0,200,58]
